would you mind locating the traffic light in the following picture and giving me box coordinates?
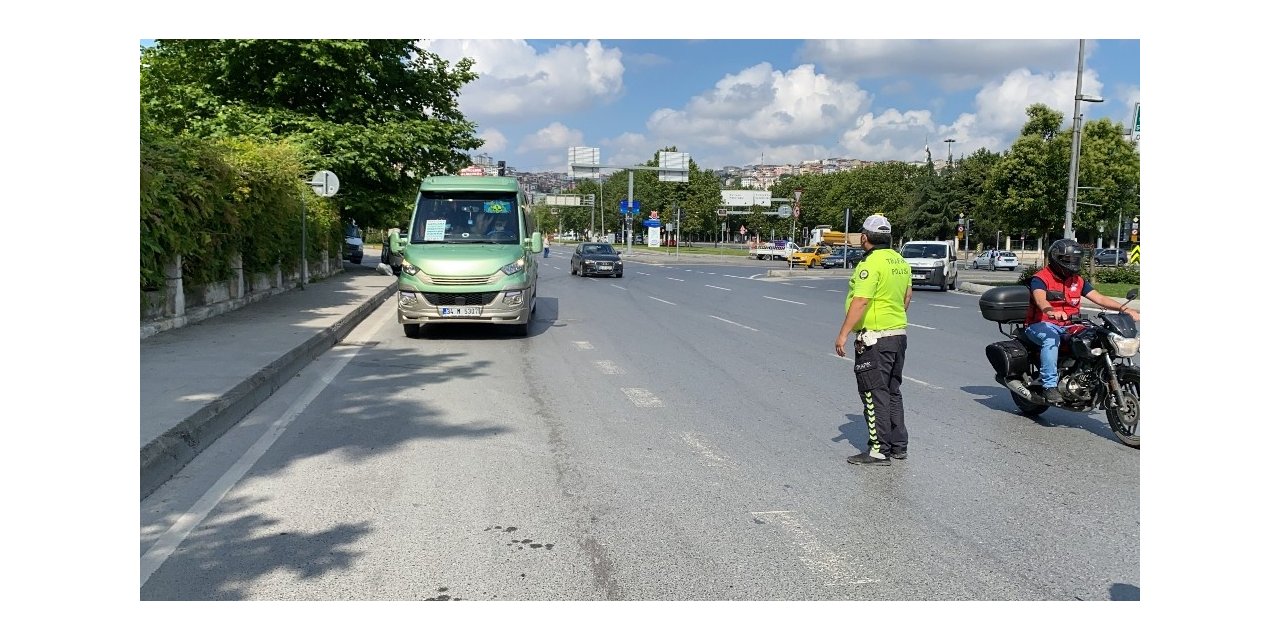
[497,160,506,176]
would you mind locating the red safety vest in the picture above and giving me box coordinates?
[1025,267,1084,326]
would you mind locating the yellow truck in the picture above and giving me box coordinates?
[810,225,859,247]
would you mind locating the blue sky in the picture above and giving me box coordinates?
[140,36,1138,175]
[419,39,1139,173]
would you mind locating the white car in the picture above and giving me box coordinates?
[971,250,995,269]
[972,250,1019,271]
[991,251,1020,271]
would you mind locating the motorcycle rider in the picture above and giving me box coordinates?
[1026,239,1141,404]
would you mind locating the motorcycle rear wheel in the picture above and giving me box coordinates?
[1011,390,1050,416]
[1106,370,1140,448]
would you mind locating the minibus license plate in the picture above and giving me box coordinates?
[441,307,482,316]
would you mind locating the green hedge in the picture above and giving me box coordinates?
[1016,263,1140,286]
[140,128,340,290]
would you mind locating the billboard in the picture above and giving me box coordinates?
[720,190,773,207]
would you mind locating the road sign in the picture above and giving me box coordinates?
[618,199,641,214]
[717,209,727,218]
[642,218,662,228]
[1128,245,1140,264]
[739,225,746,235]
[308,170,340,197]
[776,204,792,218]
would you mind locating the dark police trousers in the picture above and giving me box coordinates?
[854,334,908,456]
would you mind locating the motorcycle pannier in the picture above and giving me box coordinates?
[979,285,1030,323]
[986,340,1030,378]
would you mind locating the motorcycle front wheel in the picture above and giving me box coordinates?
[1105,369,1140,448]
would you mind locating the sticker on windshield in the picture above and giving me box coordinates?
[424,219,446,241]
[484,200,512,214]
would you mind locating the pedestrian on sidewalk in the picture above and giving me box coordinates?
[833,214,912,466]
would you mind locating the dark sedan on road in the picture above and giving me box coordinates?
[570,242,623,278]
[1094,248,1128,266]
[821,246,865,269]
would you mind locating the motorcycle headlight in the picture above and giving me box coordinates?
[500,258,526,276]
[401,261,420,276]
[1108,334,1140,357]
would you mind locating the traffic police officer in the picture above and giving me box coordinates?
[834,214,912,466]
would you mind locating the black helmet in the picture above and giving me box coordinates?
[1047,239,1084,277]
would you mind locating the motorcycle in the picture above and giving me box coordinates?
[979,286,1140,448]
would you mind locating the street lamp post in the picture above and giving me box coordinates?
[1065,38,1104,241]
[944,138,956,165]
[788,188,802,271]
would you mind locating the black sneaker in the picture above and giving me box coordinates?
[1043,388,1064,404]
[889,451,908,460]
[847,452,890,466]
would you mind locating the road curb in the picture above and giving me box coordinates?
[139,280,397,499]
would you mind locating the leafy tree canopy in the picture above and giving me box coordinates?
[140,39,484,229]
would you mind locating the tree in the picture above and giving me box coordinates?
[140,39,483,230]
[986,103,1139,248]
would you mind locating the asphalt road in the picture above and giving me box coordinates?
[140,250,1139,601]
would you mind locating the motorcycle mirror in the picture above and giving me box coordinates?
[1126,288,1138,300]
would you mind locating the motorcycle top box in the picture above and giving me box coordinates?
[979,285,1030,323]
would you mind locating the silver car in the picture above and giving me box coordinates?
[992,251,1019,271]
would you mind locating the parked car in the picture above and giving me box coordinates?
[343,221,364,264]
[1094,248,1128,265]
[570,242,623,277]
[821,246,866,268]
[971,250,995,269]
[991,251,1019,271]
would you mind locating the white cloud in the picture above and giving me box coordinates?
[801,39,1080,89]
[643,63,870,166]
[517,122,584,153]
[419,39,625,122]
[476,128,507,154]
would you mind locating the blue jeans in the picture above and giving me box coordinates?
[1025,322,1067,388]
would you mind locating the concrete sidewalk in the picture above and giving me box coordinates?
[140,266,397,499]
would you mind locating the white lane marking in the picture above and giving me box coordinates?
[763,296,806,305]
[708,315,759,332]
[573,341,595,350]
[751,511,879,587]
[705,285,731,291]
[685,269,694,272]
[827,290,842,293]
[681,432,733,469]
[593,360,624,375]
[800,285,816,289]
[140,320,379,588]
[611,284,626,290]
[705,272,717,276]
[723,274,752,280]
[930,304,961,309]
[903,376,943,389]
[667,277,685,282]
[648,296,677,305]
[637,271,651,276]
[907,323,936,330]
[622,388,664,407]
